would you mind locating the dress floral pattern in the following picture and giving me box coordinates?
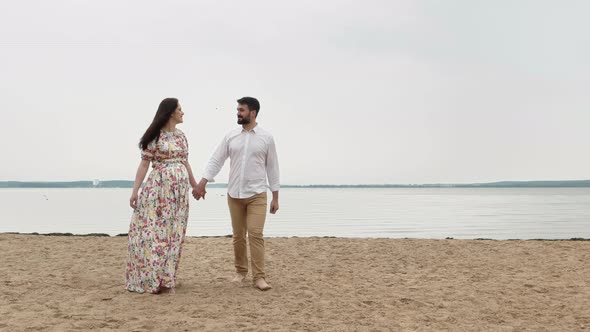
[125,129,190,294]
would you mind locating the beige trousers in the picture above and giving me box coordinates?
[227,192,267,281]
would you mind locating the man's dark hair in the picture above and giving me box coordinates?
[237,96,260,116]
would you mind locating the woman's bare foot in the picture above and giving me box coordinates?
[159,287,175,294]
[254,278,272,291]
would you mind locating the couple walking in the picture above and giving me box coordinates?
[125,96,279,294]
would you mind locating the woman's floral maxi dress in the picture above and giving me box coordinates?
[125,129,190,293]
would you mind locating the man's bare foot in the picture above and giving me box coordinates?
[254,278,272,291]
[231,273,246,284]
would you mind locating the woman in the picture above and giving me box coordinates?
[125,98,199,294]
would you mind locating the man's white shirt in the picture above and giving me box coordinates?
[202,124,280,199]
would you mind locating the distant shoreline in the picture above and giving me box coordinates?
[2,232,589,241]
[1,180,590,188]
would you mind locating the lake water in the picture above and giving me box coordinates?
[0,188,589,239]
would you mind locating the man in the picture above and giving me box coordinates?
[194,96,280,291]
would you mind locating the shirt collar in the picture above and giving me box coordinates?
[242,123,259,133]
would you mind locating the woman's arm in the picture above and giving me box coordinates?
[183,160,203,200]
[183,160,199,188]
[129,159,151,209]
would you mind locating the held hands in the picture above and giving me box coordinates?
[132,186,204,206]
[193,184,207,200]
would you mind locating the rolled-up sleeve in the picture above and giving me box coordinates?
[266,136,280,192]
[202,136,229,183]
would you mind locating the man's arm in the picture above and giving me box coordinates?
[270,190,279,214]
[267,137,280,213]
[196,136,229,199]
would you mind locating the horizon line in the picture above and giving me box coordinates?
[1,179,590,186]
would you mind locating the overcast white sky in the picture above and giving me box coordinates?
[0,0,588,184]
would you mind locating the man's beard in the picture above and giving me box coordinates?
[237,116,251,124]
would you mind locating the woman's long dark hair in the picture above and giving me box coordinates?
[139,98,179,150]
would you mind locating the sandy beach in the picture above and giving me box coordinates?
[0,234,588,331]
